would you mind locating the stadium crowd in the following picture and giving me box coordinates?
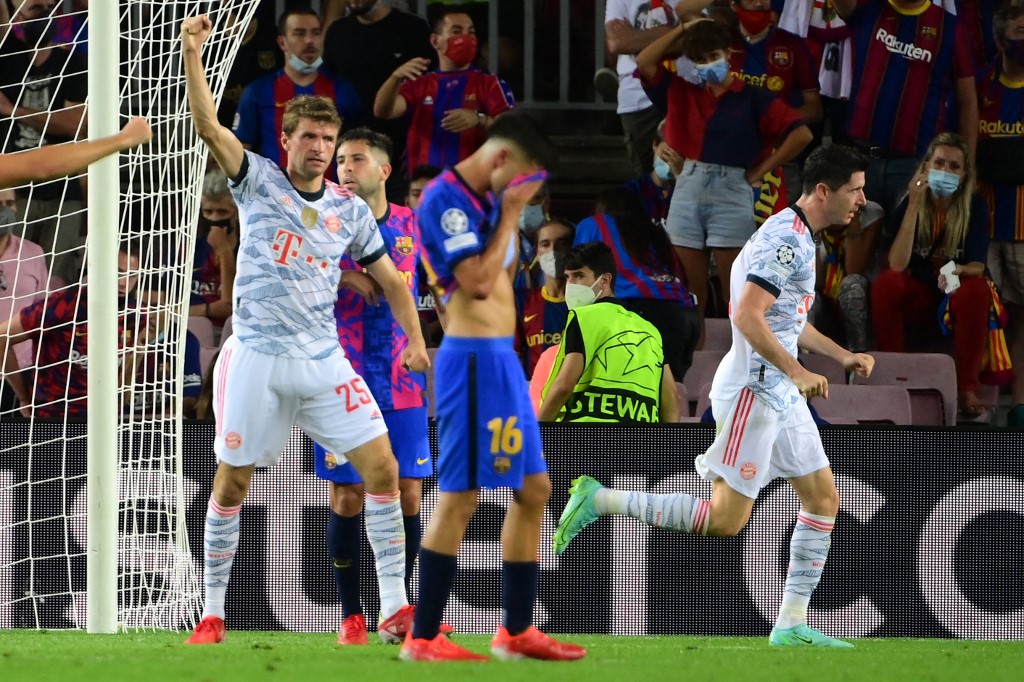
[0,0,1023,427]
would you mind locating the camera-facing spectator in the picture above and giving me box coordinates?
[519,219,573,378]
[373,5,514,174]
[636,19,811,346]
[189,169,238,335]
[977,0,1024,426]
[872,132,1005,422]
[232,7,361,181]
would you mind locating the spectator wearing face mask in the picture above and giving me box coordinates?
[189,169,239,332]
[518,219,574,377]
[872,132,1004,422]
[636,19,812,348]
[537,241,680,423]
[373,5,515,174]
[231,7,361,182]
[575,187,699,382]
[622,119,683,230]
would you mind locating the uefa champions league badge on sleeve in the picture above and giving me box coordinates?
[441,208,469,235]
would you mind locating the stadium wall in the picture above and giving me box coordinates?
[0,423,1021,639]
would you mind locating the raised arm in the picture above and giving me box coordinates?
[373,57,430,120]
[0,116,150,189]
[181,14,244,179]
[635,23,686,81]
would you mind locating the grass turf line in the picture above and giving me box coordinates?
[0,632,1021,681]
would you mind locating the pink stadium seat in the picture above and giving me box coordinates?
[46,275,66,292]
[187,315,215,349]
[682,350,726,415]
[694,382,713,421]
[811,384,912,425]
[220,316,233,345]
[800,352,847,388]
[703,317,732,352]
[850,352,956,425]
[199,346,219,377]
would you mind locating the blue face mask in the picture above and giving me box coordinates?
[518,203,546,233]
[288,53,323,75]
[653,156,673,181]
[927,168,961,198]
[695,57,729,85]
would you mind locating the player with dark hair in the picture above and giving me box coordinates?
[313,126,441,645]
[181,14,428,646]
[555,144,874,648]
[402,111,585,662]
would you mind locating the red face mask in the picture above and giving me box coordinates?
[445,33,478,68]
[734,6,774,36]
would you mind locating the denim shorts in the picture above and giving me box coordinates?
[666,160,757,249]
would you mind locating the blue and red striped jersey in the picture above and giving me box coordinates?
[417,168,506,305]
[975,60,1024,242]
[574,213,694,306]
[729,29,820,108]
[641,64,804,170]
[398,67,514,174]
[232,69,362,181]
[19,287,139,419]
[518,286,568,376]
[333,203,425,411]
[622,174,672,229]
[845,0,973,157]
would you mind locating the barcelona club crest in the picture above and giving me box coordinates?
[301,206,319,229]
[493,457,511,475]
[395,235,414,256]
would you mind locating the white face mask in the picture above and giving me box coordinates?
[288,53,323,75]
[538,251,561,279]
[565,280,600,310]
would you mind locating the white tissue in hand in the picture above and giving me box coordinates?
[940,260,960,294]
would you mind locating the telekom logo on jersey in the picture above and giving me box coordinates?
[271,228,331,270]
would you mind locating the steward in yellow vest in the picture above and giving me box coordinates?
[538,241,680,423]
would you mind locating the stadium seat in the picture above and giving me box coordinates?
[703,317,732,351]
[46,274,66,292]
[674,382,700,421]
[187,315,215,349]
[682,350,726,415]
[199,346,219,377]
[811,384,912,425]
[800,352,847,387]
[850,352,956,425]
[220,316,233,345]
[694,382,713,422]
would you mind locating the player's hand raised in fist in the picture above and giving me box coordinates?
[180,14,213,50]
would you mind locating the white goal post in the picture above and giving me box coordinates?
[0,0,261,632]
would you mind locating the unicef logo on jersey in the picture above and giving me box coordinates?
[440,208,469,236]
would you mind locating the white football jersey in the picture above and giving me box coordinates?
[710,206,816,412]
[228,151,385,359]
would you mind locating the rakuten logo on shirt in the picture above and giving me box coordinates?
[875,28,933,63]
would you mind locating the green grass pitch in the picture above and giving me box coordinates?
[0,631,1021,681]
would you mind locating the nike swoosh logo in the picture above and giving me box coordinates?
[793,635,813,644]
[524,314,538,322]
[416,457,429,465]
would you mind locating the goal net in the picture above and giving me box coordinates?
[0,0,260,630]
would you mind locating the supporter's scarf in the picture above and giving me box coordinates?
[939,279,1014,385]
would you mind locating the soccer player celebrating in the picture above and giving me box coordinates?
[180,14,429,645]
[402,112,585,662]
[314,128,437,645]
[555,144,875,648]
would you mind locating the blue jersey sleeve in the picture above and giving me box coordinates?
[182,332,202,398]
[573,216,602,246]
[232,82,261,147]
[418,185,487,273]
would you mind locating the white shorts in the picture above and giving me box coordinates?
[212,335,389,468]
[694,388,829,499]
